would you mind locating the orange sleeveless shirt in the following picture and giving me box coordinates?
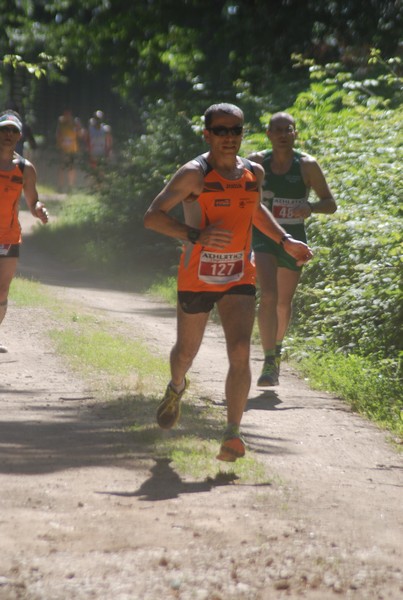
[0,157,25,244]
[178,156,259,292]
[57,119,79,154]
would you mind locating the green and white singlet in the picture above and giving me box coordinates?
[253,150,308,271]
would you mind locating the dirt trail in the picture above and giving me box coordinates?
[0,211,402,600]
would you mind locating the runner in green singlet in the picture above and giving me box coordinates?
[248,112,337,387]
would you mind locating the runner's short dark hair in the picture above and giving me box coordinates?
[204,103,244,129]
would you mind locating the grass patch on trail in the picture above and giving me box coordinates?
[123,388,271,483]
[49,327,169,384]
[167,437,269,483]
[10,277,55,308]
[11,276,273,484]
[147,276,178,306]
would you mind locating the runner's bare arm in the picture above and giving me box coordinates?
[144,161,232,249]
[293,156,337,218]
[247,151,265,165]
[23,161,48,224]
[251,162,287,244]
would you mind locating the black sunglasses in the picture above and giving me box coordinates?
[207,126,243,137]
[0,126,20,134]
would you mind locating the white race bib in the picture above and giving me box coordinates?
[272,196,306,224]
[198,251,244,284]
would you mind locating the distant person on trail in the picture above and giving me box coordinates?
[56,108,83,193]
[85,110,113,186]
[144,102,313,462]
[248,112,337,387]
[0,110,48,353]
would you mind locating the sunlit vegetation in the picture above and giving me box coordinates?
[30,55,402,439]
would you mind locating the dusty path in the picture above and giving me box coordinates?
[0,211,402,600]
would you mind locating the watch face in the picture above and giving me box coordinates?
[188,228,200,243]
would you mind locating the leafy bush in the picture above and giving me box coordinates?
[95,100,206,265]
[290,94,402,374]
[249,55,402,424]
[34,53,402,433]
[295,352,402,437]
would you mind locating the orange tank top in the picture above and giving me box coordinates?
[0,157,25,244]
[178,156,259,292]
[57,119,78,154]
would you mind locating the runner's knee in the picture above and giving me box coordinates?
[227,338,251,365]
[259,287,277,307]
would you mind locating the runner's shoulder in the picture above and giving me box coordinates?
[179,157,207,181]
[298,150,318,166]
[247,150,267,164]
[169,157,205,196]
[248,159,264,181]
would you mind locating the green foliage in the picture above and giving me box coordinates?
[34,103,206,279]
[290,92,401,374]
[148,276,178,306]
[294,352,403,438]
[2,53,66,79]
[31,53,402,437]
[94,101,205,264]
[291,50,403,110]
[295,213,402,358]
[2,0,401,107]
[248,58,403,376]
[246,57,402,430]
[34,194,105,264]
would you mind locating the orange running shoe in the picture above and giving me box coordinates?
[216,428,246,462]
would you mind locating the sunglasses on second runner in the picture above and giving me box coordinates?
[207,126,243,137]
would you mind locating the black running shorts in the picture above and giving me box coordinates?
[178,284,256,314]
[0,244,20,258]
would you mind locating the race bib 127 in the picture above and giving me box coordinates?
[198,251,244,284]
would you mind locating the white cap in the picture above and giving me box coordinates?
[0,114,22,132]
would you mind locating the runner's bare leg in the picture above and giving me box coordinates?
[254,252,278,352]
[0,257,17,305]
[170,304,210,389]
[276,267,301,342]
[217,293,256,425]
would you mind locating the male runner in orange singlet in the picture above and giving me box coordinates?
[144,103,313,462]
[0,110,48,352]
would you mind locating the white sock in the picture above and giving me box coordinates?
[171,379,185,394]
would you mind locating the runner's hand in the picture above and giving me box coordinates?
[283,238,313,266]
[292,202,312,219]
[34,202,49,224]
[198,223,232,249]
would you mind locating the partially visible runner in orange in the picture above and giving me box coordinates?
[55,108,83,192]
[0,110,49,353]
[144,102,313,461]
